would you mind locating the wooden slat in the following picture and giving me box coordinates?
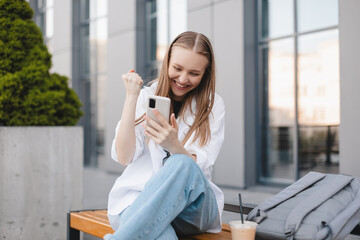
[70,211,114,238]
[70,210,232,239]
[221,223,231,232]
[79,211,109,224]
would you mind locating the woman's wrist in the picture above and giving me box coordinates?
[125,91,139,100]
[124,94,138,106]
[170,145,195,160]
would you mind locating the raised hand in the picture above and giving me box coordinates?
[122,69,143,97]
[115,69,143,165]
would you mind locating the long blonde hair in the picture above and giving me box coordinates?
[137,31,216,147]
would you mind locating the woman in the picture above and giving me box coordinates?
[105,31,225,240]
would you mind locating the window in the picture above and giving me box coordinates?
[33,0,54,52]
[78,0,108,166]
[258,0,339,184]
[144,0,187,82]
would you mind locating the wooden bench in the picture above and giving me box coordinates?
[67,203,360,240]
[67,203,255,240]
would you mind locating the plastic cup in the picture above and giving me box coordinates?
[229,220,257,240]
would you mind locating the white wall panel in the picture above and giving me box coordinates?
[188,5,212,40]
[103,31,136,172]
[108,0,136,36]
[51,0,72,78]
[52,51,72,79]
[212,0,245,188]
[53,0,72,52]
[339,0,360,178]
[101,0,137,172]
[188,0,211,11]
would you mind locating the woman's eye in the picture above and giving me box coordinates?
[173,66,181,71]
[190,72,200,76]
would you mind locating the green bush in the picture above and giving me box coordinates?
[0,0,82,126]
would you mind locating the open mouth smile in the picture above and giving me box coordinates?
[173,80,190,90]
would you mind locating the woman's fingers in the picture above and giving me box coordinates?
[142,123,161,140]
[141,121,165,145]
[143,112,181,153]
[144,115,165,134]
[122,69,141,82]
[123,73,142,84]
[143,113,173,140]
[122,69,143,95]
[152,109,170,127]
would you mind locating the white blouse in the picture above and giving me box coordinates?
[107,83,225,233]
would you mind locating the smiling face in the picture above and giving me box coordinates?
[168,46,208,101]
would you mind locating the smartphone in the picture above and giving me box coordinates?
[146,95,171,124]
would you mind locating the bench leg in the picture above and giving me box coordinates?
[67,212,80,240]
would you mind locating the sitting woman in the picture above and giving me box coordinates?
[105,31,225,240]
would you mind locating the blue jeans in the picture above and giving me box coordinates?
[104,154,219,240]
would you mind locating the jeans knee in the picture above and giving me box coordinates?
[163,154,207,189]
[167,154,196,169]
[165,154,199,175]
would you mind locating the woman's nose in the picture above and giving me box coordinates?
[178,73,187,83]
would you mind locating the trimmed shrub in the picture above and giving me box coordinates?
[0,0,82,126]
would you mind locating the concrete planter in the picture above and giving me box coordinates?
[0,127,83,240]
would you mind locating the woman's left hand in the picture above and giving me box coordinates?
[142,110,184,154]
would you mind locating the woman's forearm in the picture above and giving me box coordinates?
[115,95,138,165]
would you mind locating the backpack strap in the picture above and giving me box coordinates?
[284,174,354,240]
[247,172,325,222]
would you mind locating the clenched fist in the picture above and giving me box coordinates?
[122,69,143,97]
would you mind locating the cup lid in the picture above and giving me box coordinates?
[229,220,258,229]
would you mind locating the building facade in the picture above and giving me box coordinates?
[29,0,360,190]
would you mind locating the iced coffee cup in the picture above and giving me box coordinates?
[229,220,257,240]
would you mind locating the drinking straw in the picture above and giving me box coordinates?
[239,193,244,224]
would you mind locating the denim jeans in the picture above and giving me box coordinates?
[103,154,219,240]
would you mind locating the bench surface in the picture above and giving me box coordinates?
[69,210,231,240]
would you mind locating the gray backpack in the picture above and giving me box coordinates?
[246,172,360,240]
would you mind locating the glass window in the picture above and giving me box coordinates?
[297,0,338,33]
[260,38,296,183]
[33,0,54,52]
[96,75,107,160]
[45,7,53,51]
[258,0,339,184]
[46,0,53,8]
[298,30,339,177]
[78,0,108,166]
[95,0,108,18]
[37,0,44,8]
[36,13,45,34]
[80,26,90,76]
[80,0,90,21]
[156,0,168,61]
[298,30,339,126]
[96,18,108,74]
[46,7,53,38]
[261,0,294,39]
[145,0,158,80]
